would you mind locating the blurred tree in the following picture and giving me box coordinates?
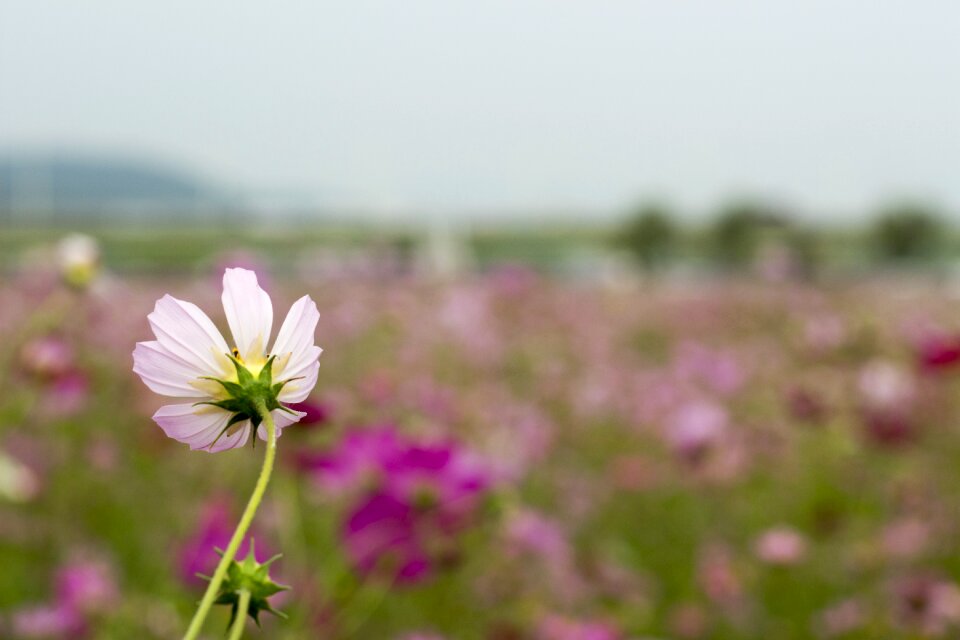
[617,204,678,270]
[871,204,943,263]
[785,227,822,281]
[709,202,778,269]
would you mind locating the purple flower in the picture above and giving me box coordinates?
[55,561,117,614]
[286,399,330,429]
[311,426,491,584]
[9,560,117,638]
[178,501,274,587]
[917,333,960,373]
[300,427,402,491]
[44,371,90,417]
[343,491,431,583]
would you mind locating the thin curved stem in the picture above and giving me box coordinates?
[183,402,278,640]
[227,590,251,640]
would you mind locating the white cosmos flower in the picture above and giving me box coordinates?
[57,233,101,288]
[133,268,322,452]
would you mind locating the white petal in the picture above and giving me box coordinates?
[133,341,207,398]
[208,419,251,452]
[277,360,319,403]
[222,268,273,361]
[255,409,306,441]
[272,295,319,363]
[279,345,323,381]
[148,295,229,375]
[153,404,248,452]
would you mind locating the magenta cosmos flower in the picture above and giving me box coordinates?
[132,268,322,452]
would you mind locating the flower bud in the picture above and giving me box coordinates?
[208,540,288,626]
[57,234,100,290]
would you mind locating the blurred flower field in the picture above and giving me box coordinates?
[6,246,960,639]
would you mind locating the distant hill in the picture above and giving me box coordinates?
[0,154,225,217]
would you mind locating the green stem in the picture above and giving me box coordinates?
[227,590,251,640]
[182,401,278,640]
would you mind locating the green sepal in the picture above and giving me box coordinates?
[206,539,290,627]
[271,375,303,400]
[257,355,276,386]
[195,353,300,451]
[228,354,255,386]
[198,377,246,399]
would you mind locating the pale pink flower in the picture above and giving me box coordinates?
[754,526,808,566]
[892,573,960,634]
[858,360,915,410]
[132,268,322,452]
[535,614,620,640]
[882,518,930,560]
[698,542,742,606]
[818,599,864,637]
[666,399,728,464]
[20,336,74,379]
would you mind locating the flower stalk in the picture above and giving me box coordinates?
[226,590,251,640]
[182,399,278,640]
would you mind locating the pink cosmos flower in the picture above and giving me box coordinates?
[286,399,330,429]
[304,426,491,584]
[786,386,828,424]
[11,604,83,638]
[666,399,729,464]
[44,371,90,417]
[858,360,915,410]
[10,560,117,638]
[55,561,118,615]
[891,573,960,634]
[535,614,621,640]
[754,526,808,566]
[20,336,74,379]
[914,330,960,373]
[132,268,322,451]
[178,501,275,587]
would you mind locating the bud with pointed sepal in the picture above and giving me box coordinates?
[204,539,289,627]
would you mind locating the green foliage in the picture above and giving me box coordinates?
[709,202,780,269]
[871,204,943,263]
[617,204,678,270]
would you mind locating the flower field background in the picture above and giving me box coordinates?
[5,233,960,639]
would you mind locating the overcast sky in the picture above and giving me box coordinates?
[1,1,957,221]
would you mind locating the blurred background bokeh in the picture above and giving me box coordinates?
[3,2,960,639]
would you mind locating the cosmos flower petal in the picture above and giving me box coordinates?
[148,295,230,375]
[272,295,320,371]
[153,404,244,451]
[222,268,273,361]
[133,341,207,397]
[207,420,251,452]
[280,345,323,382]
[278,360,319,403]
[255,409,307,441]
